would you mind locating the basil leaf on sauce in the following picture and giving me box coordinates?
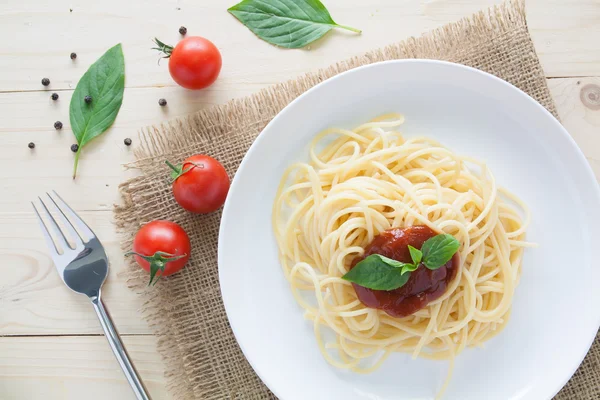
[343,234,460,291]
[400,263,419,276]
[421,234,460,270]
[227,0,361,49]
[408,245,422,265]
[69,43,125,178]
[342,254,411,291]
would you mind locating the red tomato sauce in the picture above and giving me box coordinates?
[350,225,459,317]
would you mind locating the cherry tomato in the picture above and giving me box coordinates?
[168,36,222,90]
[166,155,230,213]
[130,220,191,284]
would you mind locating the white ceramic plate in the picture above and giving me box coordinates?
[218,60,600,400]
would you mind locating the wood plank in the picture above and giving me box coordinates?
[0,336,168,400]
[548,77,600,177]
[0,0,598,94]
[0,211,151,335]
[1,2,598,397]
[2,77,600,214]
[0,85,241,213]
[1,78,599,336]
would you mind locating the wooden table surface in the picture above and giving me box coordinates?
[1,0,599,398]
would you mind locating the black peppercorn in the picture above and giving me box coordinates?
[124,138,132,146]
[51,93,59,101]
[158,98,167,106]
[41,78,50,86]
[28,142,35,149]
[70,52,77,60]
[54,121,63,130]
[179,26,187,35]
[71,144,79,152]
[84,95,92,104]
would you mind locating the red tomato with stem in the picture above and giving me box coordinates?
[166,155,230,213]
[128,220,191,285]
[153,36,222,90]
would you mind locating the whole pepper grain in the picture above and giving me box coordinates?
[84,95,92,104]
[179,26,187,35]
[51,93,59,101]
[158,98,167,106]
[41,78,50,86]
[71,144,79,152]
[70,52,77,60]
[124,138,132,146]
[54,121,63,130]
[28,142,35,149]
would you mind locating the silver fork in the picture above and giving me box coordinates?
[33,191,150,400]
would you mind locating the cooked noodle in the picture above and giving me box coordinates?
[271,114,530,398]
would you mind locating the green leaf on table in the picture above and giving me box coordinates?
[227,0,361,49]
[69,43,125,178]
[342,254,411,291]
[421,234,460,270]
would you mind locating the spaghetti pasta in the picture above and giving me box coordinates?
[271,114,530,397]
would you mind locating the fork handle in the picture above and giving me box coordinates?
[92,296,151,400]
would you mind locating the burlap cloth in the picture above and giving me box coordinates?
[114,0,599,398]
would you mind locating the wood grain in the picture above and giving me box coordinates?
[1,78,598,338]
[0,86,244,213]
[549,77,600,177]
[1,0,599,397]
[0,210,150,335]
[0,336,167,400]
[2,77,600,213]
[0,0,598,93]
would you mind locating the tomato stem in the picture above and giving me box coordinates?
[165,159,200,181]
[152,38,174,58]
[165,159,181,173]
[165,159,184,181]
[125,250,187,286]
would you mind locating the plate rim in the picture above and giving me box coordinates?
[218,59,600,400]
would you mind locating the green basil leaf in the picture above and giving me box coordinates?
[421,234,460,270]
[69,43,125,178]
[342,254,411,291]
[373,254,412,269]
[228,0,361,49]
[407,245,422,265]
[400,263,419,276]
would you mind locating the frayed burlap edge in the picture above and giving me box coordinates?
[127,0,554,168]
[112,1,593,399]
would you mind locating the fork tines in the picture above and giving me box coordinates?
[32,191,94,256]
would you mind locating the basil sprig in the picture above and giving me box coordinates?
[228,0,361,49]
[342,254,412,291]
[69,44,125,178]
[342,234,460,291]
